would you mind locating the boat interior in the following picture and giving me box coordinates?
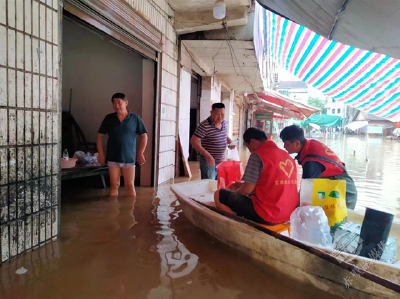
[177,180,400,266]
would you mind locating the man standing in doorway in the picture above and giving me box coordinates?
[190,103,233,180]
[97,93,148,197]
[280,125,357,209]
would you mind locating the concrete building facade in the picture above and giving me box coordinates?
[1,0,266,262]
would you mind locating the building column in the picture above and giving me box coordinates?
[200,76,223,122]
[178,68,191,160]
[222,90,234,138]
[200,77,212,121]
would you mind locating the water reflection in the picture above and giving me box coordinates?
[1,132,396,298]
[149,185,199,299]
[0,181,340,298]
[149,185,341,299]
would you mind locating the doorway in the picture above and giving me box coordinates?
[62,13,157,186]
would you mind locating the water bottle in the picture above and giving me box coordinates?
[62,149,69,160]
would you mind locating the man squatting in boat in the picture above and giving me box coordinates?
[214,128,299,225]
[280,125,357,210]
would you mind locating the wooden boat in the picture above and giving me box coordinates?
[171,180,400,299]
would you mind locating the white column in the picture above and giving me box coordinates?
[222,90,234,138]
[200,77,212,121]
[178,68,191,159]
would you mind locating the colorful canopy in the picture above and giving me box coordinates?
[249,89,320,119]
[301,114,342,129]
[255,0,400,60]
[255,4,400,122]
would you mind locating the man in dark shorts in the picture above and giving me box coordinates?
[214,128,299,225]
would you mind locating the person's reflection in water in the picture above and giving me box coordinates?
[148,186,199,299]
[96,194,138,299]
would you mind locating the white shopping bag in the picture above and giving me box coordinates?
[227,148,240,161]
[299,179,314,206]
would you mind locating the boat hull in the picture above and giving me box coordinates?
[171,180,400,299]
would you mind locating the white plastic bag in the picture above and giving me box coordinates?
[290,206,333,249]
[299,179,314,205]
[227,148,240,161]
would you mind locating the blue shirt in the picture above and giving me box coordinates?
[98,112,148,163]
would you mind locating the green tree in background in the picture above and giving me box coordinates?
[307,96,327,114]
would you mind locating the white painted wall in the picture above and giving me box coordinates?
[200,76,222,122]
[211,76,222,104]
[62,18,143,145]
[222,90,234,138]
[178,69,191,159]
[289,90,308,104]
[200,90,211,122]
[200,77,212,122]
[326,98,345,118]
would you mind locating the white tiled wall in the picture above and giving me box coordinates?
[0,0,60,263]
[158,47,178,184]
[124,0,178,185]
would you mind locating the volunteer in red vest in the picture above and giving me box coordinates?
[280,125,357,209]
[214,128,299,225]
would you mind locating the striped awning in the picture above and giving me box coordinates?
[258,5,400,122]
[249,89,320,120]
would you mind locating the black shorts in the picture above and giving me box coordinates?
[219,189,277,225]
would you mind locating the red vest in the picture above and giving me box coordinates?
[252,141,299,224]
[298,139,344,177]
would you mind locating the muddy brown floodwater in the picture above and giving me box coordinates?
[0,168,340,299]
[1,134,397,299]
[274,133,400,219]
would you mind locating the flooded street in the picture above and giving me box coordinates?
[318,135,400,219]
[0,170,340,299]
[0,134,398,298]
[273,133,400,220]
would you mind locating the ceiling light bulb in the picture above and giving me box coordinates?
[213,0,226,20]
